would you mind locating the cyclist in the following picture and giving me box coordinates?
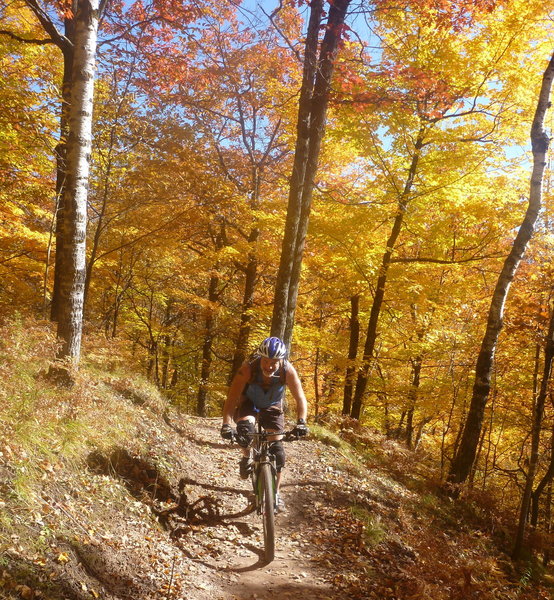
[220,336,308,511]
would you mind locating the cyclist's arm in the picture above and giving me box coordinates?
[285,362,308,421]
[222,362,251,425]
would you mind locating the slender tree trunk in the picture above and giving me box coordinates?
[170,367,179,389]
[229,246,258,378]
[161,336,170,389]
[270,0,323,341]
[111,287,120,338]
[160,301,173,389]
[383,396,392,438]
[531,422,554,528]
[56,0,100,362]
[229,165,260,380]
[469,423,488,488]
[197,273,219,417]
[414,417,431,451]
[406,356,422,450]
[50,14,76,321]
[271,0,352,347]
[350,130,425,420]
[513,309,554,559]
[543,482,552,567]
[147,339,158,382]
[482,392,498,490]
[314,346,321,420]
[343,294,360,415]
[283,0,351,347]
[448,51,554,486]
[43,194,58,316]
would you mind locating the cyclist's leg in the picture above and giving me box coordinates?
[234,399,257,478]
[260,404,285,492]
[235,397,256,455]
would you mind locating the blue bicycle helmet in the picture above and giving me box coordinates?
[257,336,287,359]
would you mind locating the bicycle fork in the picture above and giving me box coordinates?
[254,456,278,515]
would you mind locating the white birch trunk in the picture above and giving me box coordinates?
[448,51,554,487]
[56,0,100,363]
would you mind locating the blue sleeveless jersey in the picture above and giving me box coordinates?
[245,358,287,409]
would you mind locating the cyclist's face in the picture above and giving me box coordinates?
[260,357,281,377]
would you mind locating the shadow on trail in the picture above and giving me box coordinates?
[226,579,342,599]
[221,549,269,572]
[177,540,268,573]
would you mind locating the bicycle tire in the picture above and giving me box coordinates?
[259,462,275,562]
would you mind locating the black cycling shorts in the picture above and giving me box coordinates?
[235,398,284,431]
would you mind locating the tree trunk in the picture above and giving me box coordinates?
[350,130,424,420]
[543,482,552,567]
[56,0,100,362]
[25,2,78,322]
[229,248,257,378]
[197,273,219,417]
[270,0,323,342]
[513,309,554,559]
[469,423,488,488]
[414,416,431,451]
[406,356,422,450]
[342,294,360,415]
[482,391,498,490]
[229,163,260,379]
[50,32,74,321]
[531,422,554,528]
[42,194,58,317]
[271,0,351,347]
[448,51,554,487]
[314,346,321,420]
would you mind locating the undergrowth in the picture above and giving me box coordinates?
[0,317,165,549]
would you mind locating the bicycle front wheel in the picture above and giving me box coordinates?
[259,462,275,563]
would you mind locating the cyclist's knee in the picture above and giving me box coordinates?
[236,420,255,447]
[270,441,285,471]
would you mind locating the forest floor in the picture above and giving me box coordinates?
[2,373,553,600]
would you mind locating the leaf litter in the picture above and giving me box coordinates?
[1,401,552,600]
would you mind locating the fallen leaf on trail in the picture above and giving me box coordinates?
[17,585,34,599]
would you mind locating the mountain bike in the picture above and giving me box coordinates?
[231,424,298,563]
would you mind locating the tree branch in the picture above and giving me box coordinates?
[23,0,71,50]
[390,253,505,265]
[0,29,54,44]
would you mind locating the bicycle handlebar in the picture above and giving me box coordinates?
[251,430,301,442]
[228,429,303,443]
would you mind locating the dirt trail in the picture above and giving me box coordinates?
[5,398,553,600]
[175,417,352,599]
[3,410,405,600]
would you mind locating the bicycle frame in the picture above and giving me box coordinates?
[249,427,282,513]
[226,422,300,562]
[241,424,296,562]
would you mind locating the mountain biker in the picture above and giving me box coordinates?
[220,336,308,512]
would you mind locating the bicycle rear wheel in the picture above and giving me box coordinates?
[259,462,275,562]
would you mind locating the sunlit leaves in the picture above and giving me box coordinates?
[0,4,60,314]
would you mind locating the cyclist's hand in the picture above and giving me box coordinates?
[220,424,236,440]
[292,418,308,439]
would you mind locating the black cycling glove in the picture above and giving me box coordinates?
[292,418,308,438]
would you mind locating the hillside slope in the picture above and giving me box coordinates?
[0,327,552,600]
